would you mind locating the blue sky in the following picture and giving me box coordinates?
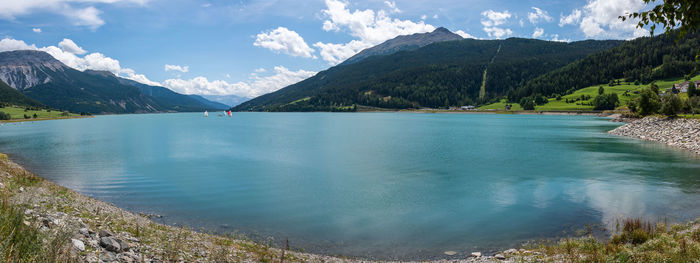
[0,0,652,98]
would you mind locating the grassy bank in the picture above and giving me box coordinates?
[0,106,85,123]
[480,76,700,112]
[1,153,700,262]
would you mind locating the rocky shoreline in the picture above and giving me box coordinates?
[609,116,700,156]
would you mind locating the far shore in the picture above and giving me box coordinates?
[0,115,92,124]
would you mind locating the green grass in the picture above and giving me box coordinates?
[478,99,523,111]
[532,218,700,262]
[0,106,80,121]
[480,75,700,111]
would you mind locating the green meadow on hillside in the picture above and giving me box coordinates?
[480,75,700,111]
[0,106,80,121]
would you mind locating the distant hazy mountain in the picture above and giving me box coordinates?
[341,27,463,65]
[234,37,623,111]
[200,94,250,107]
[0,50,226,113]
[187,94,231,109]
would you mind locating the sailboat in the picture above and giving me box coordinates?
[204,110,208,117]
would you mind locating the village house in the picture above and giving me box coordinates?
[673,80,700,93]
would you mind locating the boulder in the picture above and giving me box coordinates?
[117,238,130,252]
[71,239,85,251]
[495,253,506,260]
[100,236,121,252]
[471,252,482,257]
[78,228,90,237]
[99,229,114,237]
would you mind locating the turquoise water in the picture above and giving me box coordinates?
[1,113,699,259]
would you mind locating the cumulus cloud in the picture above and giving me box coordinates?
[550,34,571,42]
[58,38,87,55]
[527,7,552,24]
[32,28,41,33]
[163,66,317,98]
[164,64,189,73]
[532,27,544,38]
[254,27,315,58]
[0,38,38,51]
[0,37,159,86]
[0,0,147,29]
[559,9,582,27]
[454,30,475,39]
[573,0,648,38]
[481,10,513,38]
[313,0,435,65]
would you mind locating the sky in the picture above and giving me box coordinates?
[0,0,653,99]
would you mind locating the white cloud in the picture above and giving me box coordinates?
[254,27,315,58]
[532,27,544,38]
[163,66,316,98]
[432,14,439,19]
[0,0,147,29]
[481,10,512,38]
[254,68,266,73]
[559,9,582,27]
[313,0,435,65]
[0,38,37,51]
[164,64,189,73]
[421,14,427,20]
[527,7,552,24]
[550,34,571,42]
[58,38,87,55]
[384,1,400,13]
[575,0,648,38]
[32,28,41,33]
[454,30,475,39]
[0,37,159,86]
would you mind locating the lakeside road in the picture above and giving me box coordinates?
[609,116,700,156]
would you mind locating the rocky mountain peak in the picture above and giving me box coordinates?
[0,50,69,90]
[341,27,463,65]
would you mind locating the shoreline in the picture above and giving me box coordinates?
[609,116,700,156]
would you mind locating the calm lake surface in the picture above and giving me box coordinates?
[1,113,700,259]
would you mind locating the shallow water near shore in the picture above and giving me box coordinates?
[1,112,699,260]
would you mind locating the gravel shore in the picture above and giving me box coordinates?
[609,116,700,156]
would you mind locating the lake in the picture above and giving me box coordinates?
[1,112,699,260]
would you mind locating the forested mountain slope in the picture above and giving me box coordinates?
[513,31,700,100]
[234,37,622,111]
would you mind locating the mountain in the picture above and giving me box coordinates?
[187,95,230,109]
[111,73,228,111]
[200,94,250,107]
[234,37,623,111]
[341,27,463,65]
[0,79,43,107]
[513,31,700,100]
[0,50,226,114]
[0,50,67,91]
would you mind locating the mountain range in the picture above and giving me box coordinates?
[234,28,624,111]
[0,50,227,114]
[235,28,700,112]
